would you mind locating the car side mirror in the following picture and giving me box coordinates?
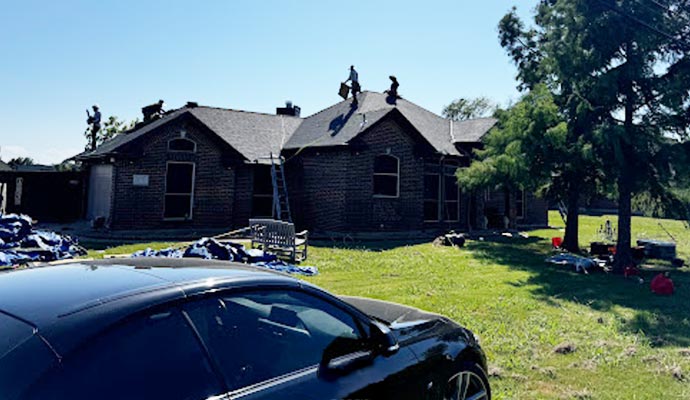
[369,320,399,356]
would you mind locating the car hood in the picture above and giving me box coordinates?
[339,296,450,341]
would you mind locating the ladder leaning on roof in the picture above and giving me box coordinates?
[269,153,292,223]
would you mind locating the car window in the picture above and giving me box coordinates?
[184,289,366,391]
[23,307,222,400]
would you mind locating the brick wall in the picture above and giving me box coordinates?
[108,117,238,230]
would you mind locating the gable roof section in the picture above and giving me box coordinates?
[284,91,496,155]
[0,161,11,171]
[451,117,498,143]
[75,107,302,163]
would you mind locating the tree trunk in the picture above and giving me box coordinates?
[614,47,635,273]
[562,183,580,253]
[614,172,634,272]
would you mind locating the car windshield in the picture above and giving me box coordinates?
[0,312,34,358]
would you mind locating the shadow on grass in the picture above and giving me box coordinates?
[311,238,432,251]
[468,239,690,348]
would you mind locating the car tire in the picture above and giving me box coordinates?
[445,362,491,400]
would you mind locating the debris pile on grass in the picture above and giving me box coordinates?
[131,237,318,276]
[0,214,86,267]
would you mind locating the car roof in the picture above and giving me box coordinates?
[0,258,299,356]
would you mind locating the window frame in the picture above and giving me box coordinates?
[372,154,400,199]
[251,165,274,218]
[167,137,197,153]
[163,161,196,221]
[423,164,441,222]
[442,162,460,222]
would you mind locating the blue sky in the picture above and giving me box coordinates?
[0,0,535,164]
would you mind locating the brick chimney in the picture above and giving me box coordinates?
[276,101,300,117]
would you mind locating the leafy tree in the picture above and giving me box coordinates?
[498,4,606,252]
[443,97,496,121]
[457,85,567,230]
[498,1,690,262]
[8,157,35,167]
[84,116,139,151]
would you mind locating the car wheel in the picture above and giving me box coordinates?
[445,362,491,400]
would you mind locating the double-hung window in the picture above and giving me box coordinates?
[164,162,195,220]
[373,155,399,198]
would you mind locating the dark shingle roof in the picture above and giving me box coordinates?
[75,93,495,162]
[75,107,302,163]
[450,117,498,143]
[284,92,495,155]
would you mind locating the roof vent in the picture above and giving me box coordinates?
[186,101,199,108]
[276,101,300,117]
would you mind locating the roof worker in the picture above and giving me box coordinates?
[345,65,361,106]
[385,75,400,99]
[86,104,102,151]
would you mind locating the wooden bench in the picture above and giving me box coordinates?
[249,219,308,263]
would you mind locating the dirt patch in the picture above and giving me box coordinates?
[554,342,577,355]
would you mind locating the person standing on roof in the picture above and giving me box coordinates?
[386,76,399,98]
[86,104,102,151]
[345,65,361,105]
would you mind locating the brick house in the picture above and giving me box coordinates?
[75,92,548,234]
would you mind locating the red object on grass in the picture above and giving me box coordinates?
[552,237,563,248]
[650,273,674,295]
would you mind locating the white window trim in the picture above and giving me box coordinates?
[372,154,400,199]
[163,161,195,221]
[167,137,197,153]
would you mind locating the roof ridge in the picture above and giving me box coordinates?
[192,106,303,119]
[302,91,371,120]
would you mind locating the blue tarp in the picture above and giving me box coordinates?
[132,237,317,276]
[0,214,86,267]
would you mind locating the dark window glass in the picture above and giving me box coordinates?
[445,176,459,201]
[185,290,364,391]
[374,155,398,174]
[253,166,273,195]
[373,155,399,197]
[424,200,439,221]
[169,138,196,152]
[373,175,398,197]
[165,163,194,219]
[252,166,274,217]
[25,308,221,400]
[165,194,192,219]
[424,175,439,200]
[166,163,194,194]
[516,190,525,218]
[443,201,459,221]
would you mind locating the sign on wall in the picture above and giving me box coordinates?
[132,174,150,187]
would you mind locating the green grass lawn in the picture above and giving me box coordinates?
[90,212,690,399]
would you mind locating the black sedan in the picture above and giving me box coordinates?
[0,258,490,400]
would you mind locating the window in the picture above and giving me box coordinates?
[24,308,221,400]
[373,155,399,198]
[164,162,195,220]
[423,163,440,221]
[184,289,365,391]
[168,138,196,152]
[516,189,526,219]
[443,163,460,222]
[252,166,273,217]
